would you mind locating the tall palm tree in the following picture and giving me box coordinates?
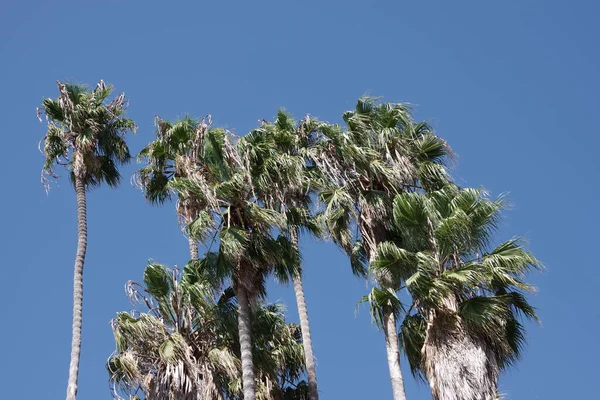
[38,80,135,400]
[371,186,541,400]
[107,261,307,400]
[170,127,299,400]
[238,111,324,400]
[314,97,450,400]
[136,115,214,260]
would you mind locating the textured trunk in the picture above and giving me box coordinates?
[66,176,87,400]
[423,297,499,400]
[383,305,407,400]
[188,236,199,261]
[236,285,256,400]
[369,232,407,400]
[290,227,319,400]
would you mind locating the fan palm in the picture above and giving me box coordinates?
[38,80,135,400]
[107,261,307,400]
[370,186,541,400]
[238,111,324,400]
[136,115,215,260]
[314,97,450,400]
[169,126,299,400]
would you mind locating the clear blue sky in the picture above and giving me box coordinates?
[1,1,598,398]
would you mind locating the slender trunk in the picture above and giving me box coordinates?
[383,305,407,400]
[422,298,499,400]
[66,176,87,400]
[236,284,256,400]
[370,231,407,400]
[188,236,199,261]
[290,227,319,400]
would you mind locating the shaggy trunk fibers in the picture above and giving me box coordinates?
[423,297,499,400]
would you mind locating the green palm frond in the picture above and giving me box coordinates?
[412,133,449,163]
[399,314,427,380]
[135,114,222,228]
[380,185,541,382]
[349,240,368,278]
[370,241,419,284]
[272,234,301,284]
[109,263,307,400]
[479,239,542,286]
[285,207,324,239]
[318,185,355,252]
[219,227,249,264]
[358,287,404,330]
[143,263,173,300]
[38,80,135,191]
[186,210,215,243]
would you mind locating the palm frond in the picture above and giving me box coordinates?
[38,80,135,191]
[109,263,307,399]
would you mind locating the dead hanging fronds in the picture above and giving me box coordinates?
[155,115,169,138]
[110,261,308,400]
[223,129,243,169]
[57,80,74,114]
[191,114,211,162]
[36,106,45,123]
[124,280,157,315]
[390,151,417,187]
[129,169,145,191]
[110,265,219,400]
[95,79,106,93]
[109,92,126,111]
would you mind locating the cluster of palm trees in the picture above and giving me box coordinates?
[39,80,541,400]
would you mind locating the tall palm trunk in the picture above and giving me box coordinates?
[66,176,87,400]
[188,236,199,261]
[369,232,407,400]
[422,297,499,400]
[236,284,256,400]
[290,227,319,400]
[383,305,407,400]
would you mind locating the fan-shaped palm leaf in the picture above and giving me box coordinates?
[108,262,307,400]
[374,187,541,400]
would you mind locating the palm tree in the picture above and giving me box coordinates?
[238,111,324,400]
[136,115,214,260]
[371,186,541,400]
[38,80,135,400]
[236,301,308,400]
[108,262,234,400]
[313,97,450,400]
[169,127,299,400]
[107,261,307,400]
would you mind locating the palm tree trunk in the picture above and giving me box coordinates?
[66,176,87,400]
[188,236,199,261]
[383,305,407,400]
[236,284,256,400]
[290,227,319,400]
[423,300,499,400]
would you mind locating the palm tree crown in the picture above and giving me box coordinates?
[39,80,135,190]
[136,115,224,258]
[315,97,451,259]
[108,261,307,400]
[370,186,541,400]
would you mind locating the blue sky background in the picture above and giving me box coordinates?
[1,1,598,399]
